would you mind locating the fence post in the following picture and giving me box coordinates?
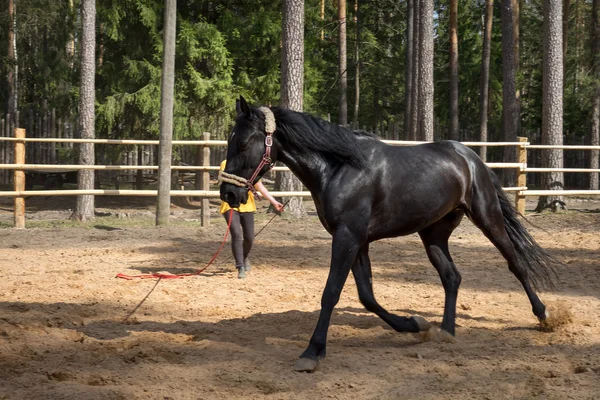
[0,117,5,186]
[14,128,26,229]
[201,132,211,227]
[515,136,528,215]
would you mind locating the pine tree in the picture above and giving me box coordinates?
[70,0,96,222]
[6,0,16,119]
[404,0,414,139]
[536,0,565,212]
[352,0,360,129]
[410,0,420,141]
[418,0,434,141]
[449,0,460,141]
[156,0,177,226]
[479,0,494,161]
[279,0,305,218]
[338,0,348,126]
[590,0,600,190]
[501,0,519,184]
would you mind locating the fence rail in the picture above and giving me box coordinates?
[1,132,600,228]
[0,137,228,146]
[0,189,312,197]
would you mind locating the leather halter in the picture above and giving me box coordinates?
[244,130,275,196]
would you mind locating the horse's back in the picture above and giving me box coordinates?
[358,140,477,238]
[381,140,474,188]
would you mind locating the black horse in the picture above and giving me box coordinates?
[220,96,559,372]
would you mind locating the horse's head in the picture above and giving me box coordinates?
[220,96,278,208]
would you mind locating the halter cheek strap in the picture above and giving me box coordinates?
[218,107,276,197]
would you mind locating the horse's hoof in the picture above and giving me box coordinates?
[538,302,573,332]
[293,357,319,373]
[436,329,457,343]
[418,327,457,343]
[411,315,432,332]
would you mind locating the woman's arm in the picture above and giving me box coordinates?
[254,181,284,212]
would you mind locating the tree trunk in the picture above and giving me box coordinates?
[574,0,581,91]
[449,0,459,141]
[156,0,177,225]
[338,0,348,126]
[7,0,16,120]
[67,0,75,68]
[501,0,519,185]
[563,0,570,65]
[404,0,414,139]
[320,0,325,41]
[352,0,359,129]
[71,0,96,222]
[409,0,421,141]
[590,0,600,190]
[418,0,434,141]
[536,0,565,212]
[279,0,305,218]
[479,0,494,162]
[512,0,521,138]
[12,0,17,125]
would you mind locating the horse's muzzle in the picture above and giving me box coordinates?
[220,183,248,208]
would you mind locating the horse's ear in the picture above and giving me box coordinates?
[237,96,251,118]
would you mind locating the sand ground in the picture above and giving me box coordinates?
[0,197,599,399]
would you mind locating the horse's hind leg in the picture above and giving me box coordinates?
[468,193,548,321]
[418,210,464,336]
[352,245,431,333]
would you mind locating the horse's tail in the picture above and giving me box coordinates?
[488,170,559,291]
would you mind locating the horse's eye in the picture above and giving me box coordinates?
[238,141,249,152]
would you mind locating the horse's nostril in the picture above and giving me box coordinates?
[223,191,238,206]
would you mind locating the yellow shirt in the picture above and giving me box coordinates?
[219,160,258,214]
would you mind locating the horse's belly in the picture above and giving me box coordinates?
[367,197,463,240]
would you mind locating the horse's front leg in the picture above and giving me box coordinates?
[294,226,359,372]
[352,244,431,333]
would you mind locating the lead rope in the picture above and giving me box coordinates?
[119,209,233,323]
[120,200,289,322]
[116,208,234,281]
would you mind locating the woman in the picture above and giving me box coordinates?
[219,160,284,279]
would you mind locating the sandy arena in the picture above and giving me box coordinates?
[0,197,599,399]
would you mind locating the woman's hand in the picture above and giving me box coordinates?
[255,181,285,213]
[272,201,285,213]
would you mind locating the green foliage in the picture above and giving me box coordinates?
[0,0,598,147]
[0,0,78,114]
[95,0,237,142]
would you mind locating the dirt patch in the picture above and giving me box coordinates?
[0,199,599,399]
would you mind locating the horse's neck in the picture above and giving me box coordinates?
[278,149,330,195]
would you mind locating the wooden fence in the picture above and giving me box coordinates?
[2,107,596,189]
[1,130,600,228]
[0,108,228,188]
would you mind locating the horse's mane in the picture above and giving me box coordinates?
[268,107,377,169]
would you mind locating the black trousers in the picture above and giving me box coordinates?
[223,210,255,269]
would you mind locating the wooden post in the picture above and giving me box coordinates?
[14,128,26,228]
[8,116,14,185]
[43,100,48,164]
[515,136,528,215]
[201,132,211,227]
[50,108,57,163]
[0,117,5,186]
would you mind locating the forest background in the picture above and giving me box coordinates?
[0,0,598,187]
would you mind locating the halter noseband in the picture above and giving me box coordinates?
[219,107,276,197]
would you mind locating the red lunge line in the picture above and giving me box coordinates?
[116,209,234,280]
